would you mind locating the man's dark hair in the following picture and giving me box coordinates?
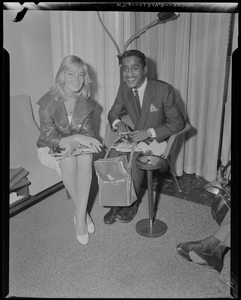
[120,49,146,67]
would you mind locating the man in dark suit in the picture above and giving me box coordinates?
[104,49,185,224]
[176,210,230,273]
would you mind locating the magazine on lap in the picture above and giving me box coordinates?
[48,145,95,160]
[112,138,167,156]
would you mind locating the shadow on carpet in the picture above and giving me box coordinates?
[145,171,216,207]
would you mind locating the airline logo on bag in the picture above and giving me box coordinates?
[107,174,115,181]
[104,174,127,184]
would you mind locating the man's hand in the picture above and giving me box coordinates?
[116,121,131,139]
[129,130,150,142]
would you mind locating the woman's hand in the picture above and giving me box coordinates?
[60,140,80,156]
[74,134,102,153]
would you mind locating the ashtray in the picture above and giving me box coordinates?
[136,154,169,172]
[137,155,162,165]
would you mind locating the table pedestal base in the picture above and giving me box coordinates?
[135,218,167,237]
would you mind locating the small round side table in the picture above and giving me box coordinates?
[135,155,168,238]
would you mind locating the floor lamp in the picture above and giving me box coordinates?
[97,11,180,80]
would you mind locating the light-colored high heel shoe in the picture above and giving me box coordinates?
[87,214,95,234]
[73,215,89,245]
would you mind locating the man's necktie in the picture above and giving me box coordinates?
[134,89,141,116]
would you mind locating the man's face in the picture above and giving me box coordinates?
[121,56,147,89]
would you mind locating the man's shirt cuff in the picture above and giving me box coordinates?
[112,119,121,130]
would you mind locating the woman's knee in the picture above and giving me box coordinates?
[59,156,77,172]
[77,154,93,169]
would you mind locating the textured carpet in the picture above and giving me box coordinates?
[8,184,231,298]
[148,171,216,207]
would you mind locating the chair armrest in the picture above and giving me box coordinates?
[162,122,192,159]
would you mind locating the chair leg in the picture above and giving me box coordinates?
[167,158,182,192]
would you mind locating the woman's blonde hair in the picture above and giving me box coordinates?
[50,55,91,100]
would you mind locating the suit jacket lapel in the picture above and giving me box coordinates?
[53,96,94,133]
[71,96,94,130]
[138,79,153,129]
[53,100,70,132]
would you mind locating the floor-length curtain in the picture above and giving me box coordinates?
[136,12,238,181]
[49,11,238,182]
[220,13,238,177]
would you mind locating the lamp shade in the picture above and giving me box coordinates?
[157,12,179,23]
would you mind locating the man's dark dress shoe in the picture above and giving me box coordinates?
[115,202,138,223]
[177,240,225,273]
[176,240,212,262]
[104,207,121,224]
[189,244,225,273]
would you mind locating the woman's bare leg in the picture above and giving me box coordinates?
[76,154,93,227]
[59,156,87,236]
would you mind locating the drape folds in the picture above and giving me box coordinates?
[50,11,238,182]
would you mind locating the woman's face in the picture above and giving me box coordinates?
[64,64,85,94]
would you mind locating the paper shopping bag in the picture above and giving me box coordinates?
[94,155,137,206]
[94,139,137,207]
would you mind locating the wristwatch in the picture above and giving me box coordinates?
[147,128,152,137]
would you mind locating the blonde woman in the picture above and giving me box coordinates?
[37,55,102,245]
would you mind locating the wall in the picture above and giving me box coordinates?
[3,10,54,123]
